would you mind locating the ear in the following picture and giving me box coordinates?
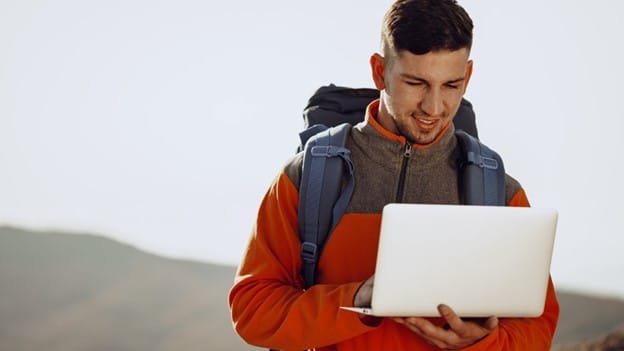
[462,59,474,94]
[370,53,385,90]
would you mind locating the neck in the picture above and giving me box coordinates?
[376,101,399,135]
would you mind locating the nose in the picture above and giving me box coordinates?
[420,88,444,117]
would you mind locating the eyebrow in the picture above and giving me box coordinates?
[400,73,466,84]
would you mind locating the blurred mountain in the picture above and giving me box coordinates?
[555,291,624,347]
[0,226,259,351]
[0,226,622,350]
[555,326,624,351]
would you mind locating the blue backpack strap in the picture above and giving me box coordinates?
[298,123,354,289]
[455,130,506,206]
[298,124,328,153]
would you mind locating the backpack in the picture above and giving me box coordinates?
[297,84,505,289]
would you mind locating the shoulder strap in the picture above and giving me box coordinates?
[297,124,327,153]
[455,130,506,206]
[454,99,479,139]
[298,123,355,289]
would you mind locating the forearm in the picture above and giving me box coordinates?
[230,277,374,349]
[229,172,376,349]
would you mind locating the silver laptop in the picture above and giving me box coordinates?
[341,203,558,317]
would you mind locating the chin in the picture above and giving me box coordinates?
[412,132,438,145]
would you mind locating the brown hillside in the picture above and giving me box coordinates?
[555,291,624,345]
[555,326,624,351]
[1,226,622,350]
[0,226,259,351]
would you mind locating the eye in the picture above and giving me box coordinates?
[445,84,460,90]
[405,80,424,87]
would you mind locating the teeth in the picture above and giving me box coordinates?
[418,118,433,125]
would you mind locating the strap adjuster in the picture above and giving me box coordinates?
[467,152,499,170]
[310,145,350,158]
[301,242,318,263]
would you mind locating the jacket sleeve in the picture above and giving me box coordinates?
[228,170,376,350]
[462,188,560,351]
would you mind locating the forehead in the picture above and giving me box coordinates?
[392,49,470,81]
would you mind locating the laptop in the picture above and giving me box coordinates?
[341,203,558,317]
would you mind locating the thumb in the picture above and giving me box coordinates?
[484,316,498,330]
[354,276,374,307]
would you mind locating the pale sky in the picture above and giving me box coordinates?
[1,1,623,298]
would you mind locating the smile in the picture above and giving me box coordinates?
[414,117,438,130]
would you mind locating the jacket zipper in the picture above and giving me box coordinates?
[395,142,412,203]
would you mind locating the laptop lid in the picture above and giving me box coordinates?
[345,204,558,318]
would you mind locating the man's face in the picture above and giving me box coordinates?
[371,48,473,145]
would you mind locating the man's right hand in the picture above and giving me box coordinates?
[354,275,375,307]
[393,304,498,349]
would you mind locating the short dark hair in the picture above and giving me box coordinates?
[382,0,473,56]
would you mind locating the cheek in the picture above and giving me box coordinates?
[385,95,408,116]
[385,82,424,113]
[443,91,461,102]
[393,91,422,113]
[442,92,464,115]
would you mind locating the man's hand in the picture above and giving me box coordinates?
[354,275,374,307]
[393,304,498,350]
[352,276,383,326]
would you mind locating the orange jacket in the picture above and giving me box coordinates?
[229,100,559,350]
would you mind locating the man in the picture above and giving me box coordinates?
[229,0,559,350]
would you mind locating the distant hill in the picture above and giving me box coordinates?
[555,290,624,347]
[0,226,622,350]
[555,326,624,351]
[0,226,259,351]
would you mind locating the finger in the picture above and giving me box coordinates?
[408,317,458,345]
[392,317,405,325]
[484,316,499,330]
[354,276,375,307]
[400,320,449,349]
[438,304,469,337]
[410,316,493,350]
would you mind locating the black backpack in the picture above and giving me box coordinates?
[297,84,505,288]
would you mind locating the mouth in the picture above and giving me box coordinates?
[413,116,439,131]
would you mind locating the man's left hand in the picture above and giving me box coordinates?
[392,304,498,350]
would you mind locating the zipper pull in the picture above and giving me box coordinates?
[403,143,412,158]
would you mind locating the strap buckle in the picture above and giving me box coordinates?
[301,242,318,263]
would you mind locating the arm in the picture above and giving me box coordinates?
[228,171,376,350]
